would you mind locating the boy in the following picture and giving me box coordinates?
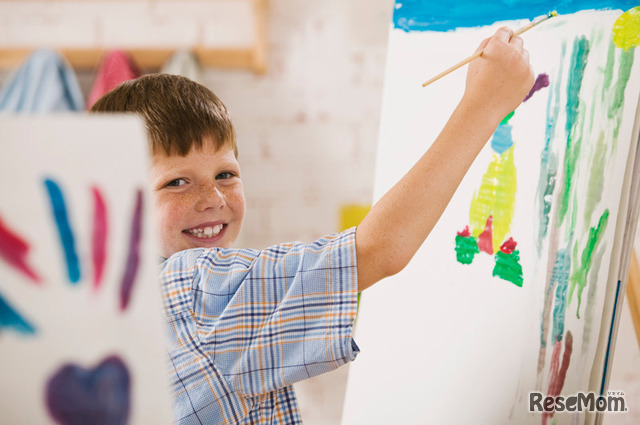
[91,27,533,424]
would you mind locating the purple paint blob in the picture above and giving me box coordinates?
[120,189,143,311]
[523,73,550,102]
[92,187,108,290]
[45,355,131,425]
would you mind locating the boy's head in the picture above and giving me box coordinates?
[91,74,246,258]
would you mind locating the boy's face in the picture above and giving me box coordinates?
[150,140,246,258]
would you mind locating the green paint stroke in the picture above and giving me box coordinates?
[569,209,609,318]
[602,41,616,101]
[557,37,590,227]
[501,110,515,124]
[581,245,606,355]
[609,49,635,141]
[455,233,479,264]
[612,6,640,50]
[583,132,607,230]
[469,146,517,249]
[493,249,523,287]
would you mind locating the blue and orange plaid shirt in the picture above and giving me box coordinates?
[160,228,360,424]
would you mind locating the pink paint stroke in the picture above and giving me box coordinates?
[542,331,573,425]
[477,216,493,254]
[92,187,108,290]
[0,215,40,283]
[119,189,143,311]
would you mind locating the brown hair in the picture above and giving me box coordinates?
[90,73,237,157]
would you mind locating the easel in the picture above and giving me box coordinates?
[627,250,640,350]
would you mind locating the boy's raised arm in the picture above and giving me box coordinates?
[355,27,535,291]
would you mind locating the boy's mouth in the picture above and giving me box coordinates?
[183,223,225,239]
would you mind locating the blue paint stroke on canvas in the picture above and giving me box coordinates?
[0,290,36,335]
[44,178,81,284]
[393,0,636,32]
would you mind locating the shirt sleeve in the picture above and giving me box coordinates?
[162,227,360,397]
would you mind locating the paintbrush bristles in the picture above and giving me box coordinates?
[421,11,557,88]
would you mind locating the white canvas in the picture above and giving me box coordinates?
[0,115,171,424]
[343,8,640,425]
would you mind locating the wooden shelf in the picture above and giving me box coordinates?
[0,47,266,74]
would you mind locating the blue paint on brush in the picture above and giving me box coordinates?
[0,291,36,335]
[491,124,514,154]
[44,178,81,284]
[393,0,636,32]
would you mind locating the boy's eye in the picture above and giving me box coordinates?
[216,172,235,180]
[166,178,187,187]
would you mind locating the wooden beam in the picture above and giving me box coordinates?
[628,250,640,351]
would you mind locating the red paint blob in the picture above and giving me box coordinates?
[477,216,493,255]
[457,226,471,237]
[500,237,518,254]
[0,215,40,283]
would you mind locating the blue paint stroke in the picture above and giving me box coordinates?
[551,237,572,344]
[120,189,143,311]
[0,290,36,335]
[490,124,513,154]
[44,178,81,284]
[393,0,636,32]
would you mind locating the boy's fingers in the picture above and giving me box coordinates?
[493,26,514,43]
[475,37,490,53]
[510,35,524,52]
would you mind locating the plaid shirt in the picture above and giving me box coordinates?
[161,228,359,425]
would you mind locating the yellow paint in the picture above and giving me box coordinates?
[613,6,640,50]
[469,146,517,253]
[340,204,371,231]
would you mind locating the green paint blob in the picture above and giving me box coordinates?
[469,146,517,249]
[569,210,609,317]
[493,249,523,287]
[583,132,606,229]
[455,234,479,264]
[612,6,640,50]
[501,110,515,124]
[610,49,635,141]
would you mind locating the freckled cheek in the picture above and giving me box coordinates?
[155,194,196,233]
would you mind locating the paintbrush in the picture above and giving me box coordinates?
[421,11,558,88]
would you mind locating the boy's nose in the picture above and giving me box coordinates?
[195,184,225,211]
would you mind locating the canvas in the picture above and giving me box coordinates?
[342,2,640,424]
[0,116,171,424]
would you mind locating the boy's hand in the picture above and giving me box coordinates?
[463,27,535,124]
[356,27,534,291]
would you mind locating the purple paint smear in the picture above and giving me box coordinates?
[46,355,130,425]
[120,189,143,311]
[523,73,550,102]
[91,187,108,290]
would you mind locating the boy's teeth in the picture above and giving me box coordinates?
[188,225,223,238]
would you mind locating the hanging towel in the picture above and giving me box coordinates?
[161,49,204,84]
[0,49,85,112]
[87,50,140,109]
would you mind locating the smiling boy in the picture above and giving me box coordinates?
[91,27,534,425]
